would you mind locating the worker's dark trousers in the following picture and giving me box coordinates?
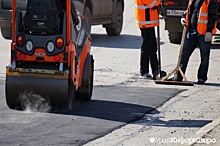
[178,32,211,81]
[140,27,159,75]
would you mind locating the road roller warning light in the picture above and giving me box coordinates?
[6,0,94,111]
[16,35,23,47]
[56,37,64,49]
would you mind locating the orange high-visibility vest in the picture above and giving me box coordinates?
[186,0,217,34]
[135,0,160,28]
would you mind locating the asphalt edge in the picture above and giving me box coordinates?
[182,118,220,146]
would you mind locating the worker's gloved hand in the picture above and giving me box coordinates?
[181,18,186,26]
[205,32,212,42]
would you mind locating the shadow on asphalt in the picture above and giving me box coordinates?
[51,85,183,124]
[55,99,158,123]
[137,116,212,128]
[91,34,165,49]
[197,82,220,87]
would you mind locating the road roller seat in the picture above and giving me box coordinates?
[23,0,62,34]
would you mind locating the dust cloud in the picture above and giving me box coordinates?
[19,91,51,112]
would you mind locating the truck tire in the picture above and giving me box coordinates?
[106,1,123,36]
[83,7,92,34]
[1,27,12,40]
[168,30,182,44]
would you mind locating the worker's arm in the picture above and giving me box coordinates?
[154,0,161,7]
[207,0,217,32]
[140,0,161,8]
[151,0,161,10]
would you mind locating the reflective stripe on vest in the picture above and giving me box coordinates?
[135,5,150,9]
[137,20,159,25]
[149,0,157,8]
[199,13,208,17]
[135,0,158,9]
[198,20,208,24]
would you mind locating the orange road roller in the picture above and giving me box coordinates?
[5,0,94,110]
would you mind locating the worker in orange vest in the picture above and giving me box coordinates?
[135,0,166,80]
[178,0,217,84]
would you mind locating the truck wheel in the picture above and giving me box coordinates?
[168,31,182,44]
[79,54,94,100]
[83,7,92,34]
[1,27,12,40]
[106,1,123,36]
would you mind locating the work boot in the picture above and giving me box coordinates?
[140,73,152,79]
[160,70,167,78]
[153,71,159,80]
[197,79,205,84]
[153,70,167,80]
[153,74,160,80]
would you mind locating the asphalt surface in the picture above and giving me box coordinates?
[0,77,182,145]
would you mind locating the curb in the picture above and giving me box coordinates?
[182,118,220,146]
